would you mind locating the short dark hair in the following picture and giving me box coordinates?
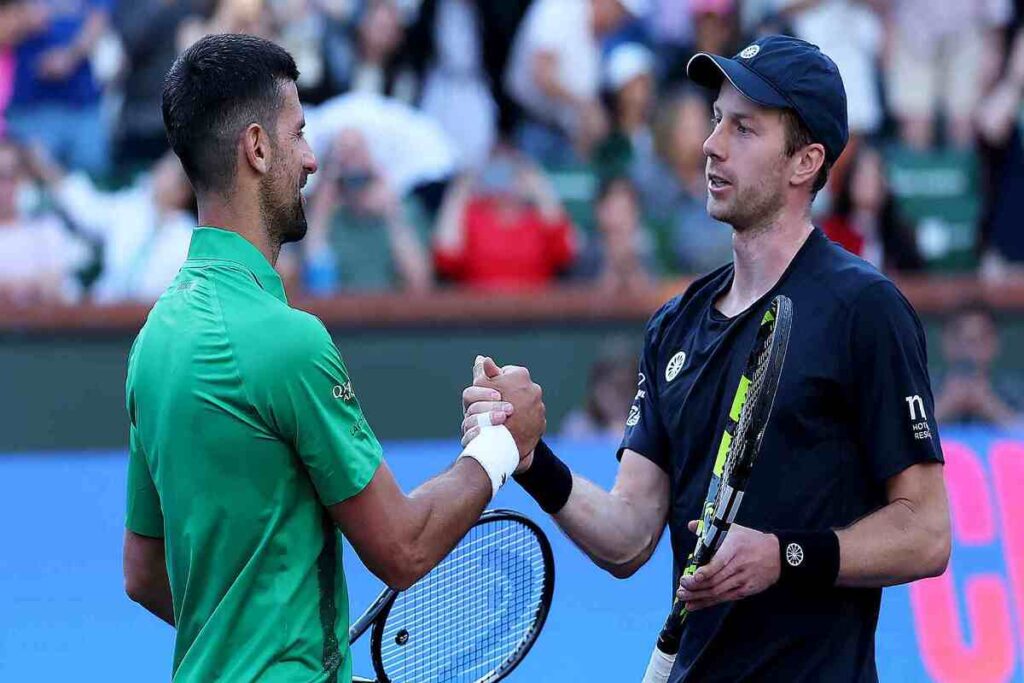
[162,34,299,194]
[596,175,639,205]
[781,109,831,195]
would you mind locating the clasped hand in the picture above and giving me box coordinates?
[460,356,546,471]
[676,520,781,611]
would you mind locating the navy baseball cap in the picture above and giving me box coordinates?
[687,35,849,164]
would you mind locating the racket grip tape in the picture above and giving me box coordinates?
[641,646,676,683]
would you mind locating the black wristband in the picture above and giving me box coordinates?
[512,439,573,514]
[775,529,840,589]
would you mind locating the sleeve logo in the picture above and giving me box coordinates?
[905,394,932,440]
[786,542,804,567]
[626,405,641,427]
[333,382,355,401]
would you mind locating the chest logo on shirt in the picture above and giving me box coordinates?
[333,382,355,401]
[665,351,687,382]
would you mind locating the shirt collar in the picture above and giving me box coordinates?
[186,227,288,303]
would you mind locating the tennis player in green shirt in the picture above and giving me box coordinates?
[122,34,546,683]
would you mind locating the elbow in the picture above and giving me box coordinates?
[378,543,431,592]
[382,566,420,592]
[599,541,655,579]
[124,573,150,605]
[605,562,640,580]
[923,526,952,579]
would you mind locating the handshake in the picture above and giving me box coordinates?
[460,356,547,475]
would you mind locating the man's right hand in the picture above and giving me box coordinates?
[462,356,545,467]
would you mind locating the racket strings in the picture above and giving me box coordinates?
[377,520,547,683]
[711,316,780,519]
[729,323,777,455]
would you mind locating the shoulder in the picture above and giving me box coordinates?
[644,263,733,343]
[261,306,335,364]
[225,294,338,378]
[803,230,905,313]
[802,236,925,343]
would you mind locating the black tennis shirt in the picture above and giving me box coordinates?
[619,228,943,682]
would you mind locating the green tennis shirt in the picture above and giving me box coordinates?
[125,227,383,682]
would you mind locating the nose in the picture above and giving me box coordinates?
[304,150,318,176]
[703,123,725,162]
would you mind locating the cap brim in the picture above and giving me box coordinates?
[686,53,789,109]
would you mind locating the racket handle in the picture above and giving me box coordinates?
[641,646,676,683]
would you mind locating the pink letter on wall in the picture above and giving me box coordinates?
[992,440,1024,652]
[909,441,1015,682]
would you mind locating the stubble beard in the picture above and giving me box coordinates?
[260,169,308,249]
[708,168,786,236]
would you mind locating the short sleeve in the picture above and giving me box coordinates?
[847,282,943,481]
[618,311,671,471]
[250,314,383,506]
[125,425,164,538]
[525,0,570,50]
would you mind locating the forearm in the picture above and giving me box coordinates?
[835,498,949,588]
[433,176,471,252]
[399,458,492,585]
[554,475,663,577]
[387,218,432,291]
[71,10,108,59]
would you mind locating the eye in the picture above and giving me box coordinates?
[737,123,751,135]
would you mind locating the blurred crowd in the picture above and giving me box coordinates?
[4,0,1024,306]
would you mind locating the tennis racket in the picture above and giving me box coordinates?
[641,295,793,683]
[350,509,555,683]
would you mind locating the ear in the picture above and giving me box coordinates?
[242,122,271,177]
[790,142,826,190]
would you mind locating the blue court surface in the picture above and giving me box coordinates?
[1,433,1019,681]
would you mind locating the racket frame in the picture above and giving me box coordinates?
[350,508,555,683]
[652,295,793,659]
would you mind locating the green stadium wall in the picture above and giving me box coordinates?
[5,315,1024,453]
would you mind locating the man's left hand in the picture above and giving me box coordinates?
[676,521,781,611]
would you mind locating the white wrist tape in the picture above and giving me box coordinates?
[460,425,519,498]
[476,412,493,428]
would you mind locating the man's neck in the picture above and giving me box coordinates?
[198,196,279,265]
[717,212,813,318]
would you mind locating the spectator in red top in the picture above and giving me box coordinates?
[433,149,577,290]
[822,145,924,273]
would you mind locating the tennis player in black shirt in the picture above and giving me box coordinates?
[462,35,951,682]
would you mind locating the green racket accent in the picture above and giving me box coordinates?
[645,294,794,681]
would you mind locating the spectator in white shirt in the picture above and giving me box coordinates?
[505,0,649,166]
[0,138,89,305]
[29,148,196,303]
[782,0,883,138]
[884,0,1011,149]
[417,0,496,170]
